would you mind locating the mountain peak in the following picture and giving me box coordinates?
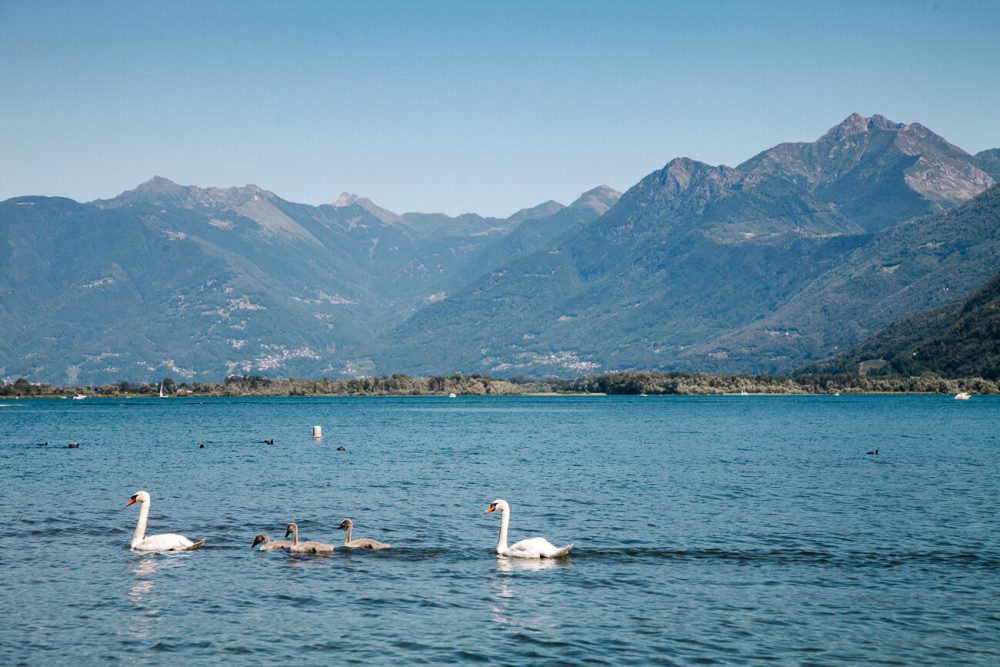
[331,192,398,223]
[820,113,908,142]
[821,112,870,140]
[506,200,565,225]
[569,185,621,214]
[99,178,275,209]
[868,114,905,132]
[135,176,184,194]
[332,192,366,207]
[821,113,923,142]
[654,158,735,194]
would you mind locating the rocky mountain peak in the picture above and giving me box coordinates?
[134,175,184,195]
[570,185,621,214]
[821,112,870,141]
[867,114,905,132]
[100,178,275,210]
[331,192,399,223]
[651,158,736,196]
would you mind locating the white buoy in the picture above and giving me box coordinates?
[312,425,322,439]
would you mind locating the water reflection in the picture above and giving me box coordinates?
[129,557,158,600]
[127,557,161,641]
[284,553,335,570]
[491,557,570,629]
[494,556,568,573]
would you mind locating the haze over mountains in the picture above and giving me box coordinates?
[2,114,998,385]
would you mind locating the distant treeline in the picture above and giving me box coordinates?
[1,371,996,398]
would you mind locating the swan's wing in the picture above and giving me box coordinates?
[507,537,560,559]
[347,538,391,550]
[263,540,292,551]
[182,539,206,551]
[292,540,334,554]
[133,533,200,553]
[543,543,573,558]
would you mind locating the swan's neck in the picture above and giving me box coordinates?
[132,501,150,548]
[496,507,510,555]
[343,524,352,546]
[290,525,298,545]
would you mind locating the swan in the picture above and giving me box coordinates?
[485,499,572,559]
[338,518,390,550]
[126,490,204,553]
[285,522,334,554]
[252,533,292,551]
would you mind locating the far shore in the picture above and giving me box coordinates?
[2,370,996,399]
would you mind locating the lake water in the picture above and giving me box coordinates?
[1,395,998,665]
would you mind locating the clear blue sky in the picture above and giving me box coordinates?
[2,0,998,216]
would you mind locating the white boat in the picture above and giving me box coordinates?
[448,392,457,398]
[72,394,86,400]
[159,382,166,398]
[954,392,971,401]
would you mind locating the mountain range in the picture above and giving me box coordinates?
[1,113,997,384]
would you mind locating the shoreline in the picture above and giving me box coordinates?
[3,370,997,399]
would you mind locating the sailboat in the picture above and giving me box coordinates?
[159,382,166,398]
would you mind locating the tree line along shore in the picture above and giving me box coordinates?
[1,371,996,398]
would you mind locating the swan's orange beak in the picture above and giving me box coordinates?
[126,497,137,506]
[485,504,496,513]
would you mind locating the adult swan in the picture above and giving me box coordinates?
[126,490,205,552]
[485,499,572,558]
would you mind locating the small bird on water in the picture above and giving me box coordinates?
[262,439,274,445]
[336,446,346,452]
[67,442,80,449]
[866,449,879,455]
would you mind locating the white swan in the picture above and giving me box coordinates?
[285,522,334,554]
[338,518,391,550]
[252,533,291,551]
[126,490,204,553]
[485,499,572,558]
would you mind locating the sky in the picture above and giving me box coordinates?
[2,0,999,217]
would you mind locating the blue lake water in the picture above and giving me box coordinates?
[1,395,998,665]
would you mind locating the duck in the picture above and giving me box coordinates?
[285,522,334,554]
[126,490,204,552]
[67,442,80,449]
[338,518,390,550]
[866,449,879,455]
[252,533,292,551]
[261,439,274,445]
[485,499,572,559]
[336,446,346,452]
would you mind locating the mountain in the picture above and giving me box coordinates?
[364,115,997,376]
[2,114,997,384]
[802,265,1000,380]
[688,185,1000,372]
[0,179,597,383]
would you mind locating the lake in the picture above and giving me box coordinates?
[1,395,998,664]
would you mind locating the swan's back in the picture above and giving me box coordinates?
[134,533,205,553]
[253,534,292,551]
[290,540,334,554]
[346,538,391,550]
[506,537,573,559]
